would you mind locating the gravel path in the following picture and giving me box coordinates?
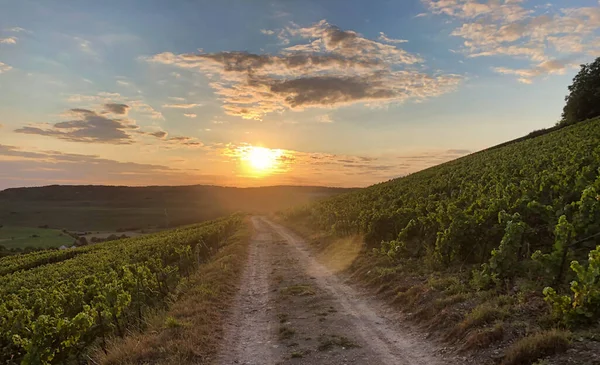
[216,216,454,365]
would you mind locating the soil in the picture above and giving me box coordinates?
[216,216,458,365]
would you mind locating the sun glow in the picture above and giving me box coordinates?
[243,146,284,174]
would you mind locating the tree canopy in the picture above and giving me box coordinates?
[561,57,600,126]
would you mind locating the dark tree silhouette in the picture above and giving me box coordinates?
[561,57,600,126]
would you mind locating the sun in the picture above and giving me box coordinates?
[246,146,282,172]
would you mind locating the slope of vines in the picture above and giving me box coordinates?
[0,214,243,364]
[286,118,600,272]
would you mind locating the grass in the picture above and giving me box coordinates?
[281,284,316,296]
[279,326,296,340]
[0,225,74,249]
[93,219,252,365]
[502,330,570,365]
[457,303,507,334]
[317,334,359,351]
[461,322,504,351]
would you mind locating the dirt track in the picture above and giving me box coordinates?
[216,216,454,365]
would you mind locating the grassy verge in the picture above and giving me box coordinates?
[276,218,587,365]
[93,218,252,365]
[0,225,74,249]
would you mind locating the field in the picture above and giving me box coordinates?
[0,185,349,249]
[0,214,245,364]
[0,185,351,231]
[282,117,600,364]
[0,226,74,249]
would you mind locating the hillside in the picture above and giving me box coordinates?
[0,185,351,232]
[282,118,600,364]
[0,214,249,364]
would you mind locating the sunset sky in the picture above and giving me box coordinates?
[1,0,599,189]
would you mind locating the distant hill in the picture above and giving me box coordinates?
[0,184,353,231]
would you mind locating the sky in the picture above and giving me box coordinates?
[1,0,599,189]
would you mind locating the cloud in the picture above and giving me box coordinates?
[146,20,460,120]
[165,136,204,148]
[66,92,164,120]
[378,32,408,44]
[5,27,29,33]
[162,103,202,109]
[222,143,472,185]
[13,105,204,149]
[148,130,168,138]
[423,0,600,82]
[316,114,334,123]
[104,103,130,115]
[0,144,218,189]
[183,113,197,118]
[15,108,138,144]
[0,62,12,74]
[0,37,17,44]
[260,29,275,35]
[72,36,96,55]
[493,59,575,84]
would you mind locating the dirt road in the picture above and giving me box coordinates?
[216,216,453,365]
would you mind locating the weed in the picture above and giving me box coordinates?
[279,326,296,340]
[428,275,467,295]
[434,292,470,310]
[459,303,507,333]
[502,329,570,365]
[317,334,359,351]
[281,284,315,296]
[461,322,504,351]
[394,285,425,308]
[278,313,289,324]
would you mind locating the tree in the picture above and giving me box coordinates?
[561,57,600,126]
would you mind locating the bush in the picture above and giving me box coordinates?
[543,245,600,325]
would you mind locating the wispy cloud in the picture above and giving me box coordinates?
[183,113,197,118]
[316,114,334,123]
[73,36,96,55]
[66,92,164,120]
[0,62,12,74]
[5,27,29,33]
[423,0,600,83]
[378,32,408,44]
[0,37,17,44]
[146,20,461,120]
[162,103,202,109]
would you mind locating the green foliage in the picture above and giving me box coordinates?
[543,245,600,325]
[0,214,243,364]
[286,118,600,272]
[561,57,600,126]
[532,215,574,284]
[470,212,528,289]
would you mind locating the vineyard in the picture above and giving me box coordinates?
[0,214,243,364]
[284,118,600,340]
